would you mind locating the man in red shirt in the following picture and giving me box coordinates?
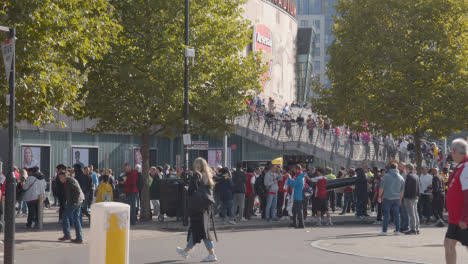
[310,167,332,226]
[123,163,139,225]
[445,138,468,264]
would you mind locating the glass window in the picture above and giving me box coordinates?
[314,20,321,29]
[300,20,308,27]
[315,34,320,43]
[314,47,320,57]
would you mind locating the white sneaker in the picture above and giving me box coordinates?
[394,231,401,236]
[378,231,387,236]
[201,254,218,262]
[240,218,247,222]
[176,247,189,259]
[228,220,236,225]
[373,221,382,225]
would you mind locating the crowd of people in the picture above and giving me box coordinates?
[247,96,448,166]
[2,136,466,263]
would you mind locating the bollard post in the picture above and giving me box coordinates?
[90,202,130,264]
[37,194,44,230]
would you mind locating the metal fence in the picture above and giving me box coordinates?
[234,112,434,167]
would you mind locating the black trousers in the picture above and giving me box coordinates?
[327,191,336,212]
[260,195,266,219]
[432,194,445,221]
[292,200,304,227]
[277,192,285,218]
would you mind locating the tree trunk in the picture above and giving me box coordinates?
[414,131,423,175]
[139,134,151,221]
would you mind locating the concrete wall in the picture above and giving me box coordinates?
[244,0,298,106]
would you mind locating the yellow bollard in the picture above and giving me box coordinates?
[90,202,130,264]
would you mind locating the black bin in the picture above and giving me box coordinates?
[158,178,185,222]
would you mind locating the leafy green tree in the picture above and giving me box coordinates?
[81,0,266,221]
[0,0,121,126]
[312,0,468,171]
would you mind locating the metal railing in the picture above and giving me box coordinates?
[234,112,430,166]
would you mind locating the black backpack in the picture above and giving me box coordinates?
[254,173,266,197]
[136,172,144,191]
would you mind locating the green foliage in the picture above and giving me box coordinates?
[0,0,120,126]
[82,0,265,138]
[312,0,468,137]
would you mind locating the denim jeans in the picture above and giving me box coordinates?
[17,196,27,215]
[265,193,278,220]
[400,199,409,230]
[382,199,400,233]
[186,234,214,250]
[221,200,234,221]
[26,201,38,228]
[419,194,432,221]
[126,192,139,225]
[63,203,82,240]
[341,192,354,213]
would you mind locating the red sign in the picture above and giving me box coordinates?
[253,24,273,89]
[231,144,237,150]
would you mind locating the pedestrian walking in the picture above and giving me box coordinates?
[176,157,218,262]
[57,171,85,244]
[444,139,468,264]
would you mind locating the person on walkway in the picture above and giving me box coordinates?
[149,166,162,217]
[287,164,306,228]
[378,162,405,236]
[177,157,218,262]
[232,163,247,222]
[16,169,28,217]
[96,175,113,202]
[340,169,355,215]
[217,167,236,225]
[372,175,383,225]
[123,163,139,225]
[444,139,468,264]
[74,164,91,221]
[403,164,420,235]
[264,165,281,222]
[58,171,85,243]
[311,167,332,226]
[431,168,445,227]
[244,168,256,220]
[23,167,46,229]
[325,168,336,213]
[355,167,368,220]
[398,162,409,233]
[419,166,433,224]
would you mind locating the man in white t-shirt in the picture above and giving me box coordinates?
[399,138,409,162]
[419,166,433,222]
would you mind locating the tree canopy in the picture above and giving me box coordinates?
[313,0,467,138]
[0,0,121,126]
[81,0,266,220]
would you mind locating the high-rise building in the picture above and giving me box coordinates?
[296,0,336,87]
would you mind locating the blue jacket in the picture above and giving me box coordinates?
[287,172,305,201]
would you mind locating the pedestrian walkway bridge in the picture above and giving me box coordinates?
[233,111,392,169]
